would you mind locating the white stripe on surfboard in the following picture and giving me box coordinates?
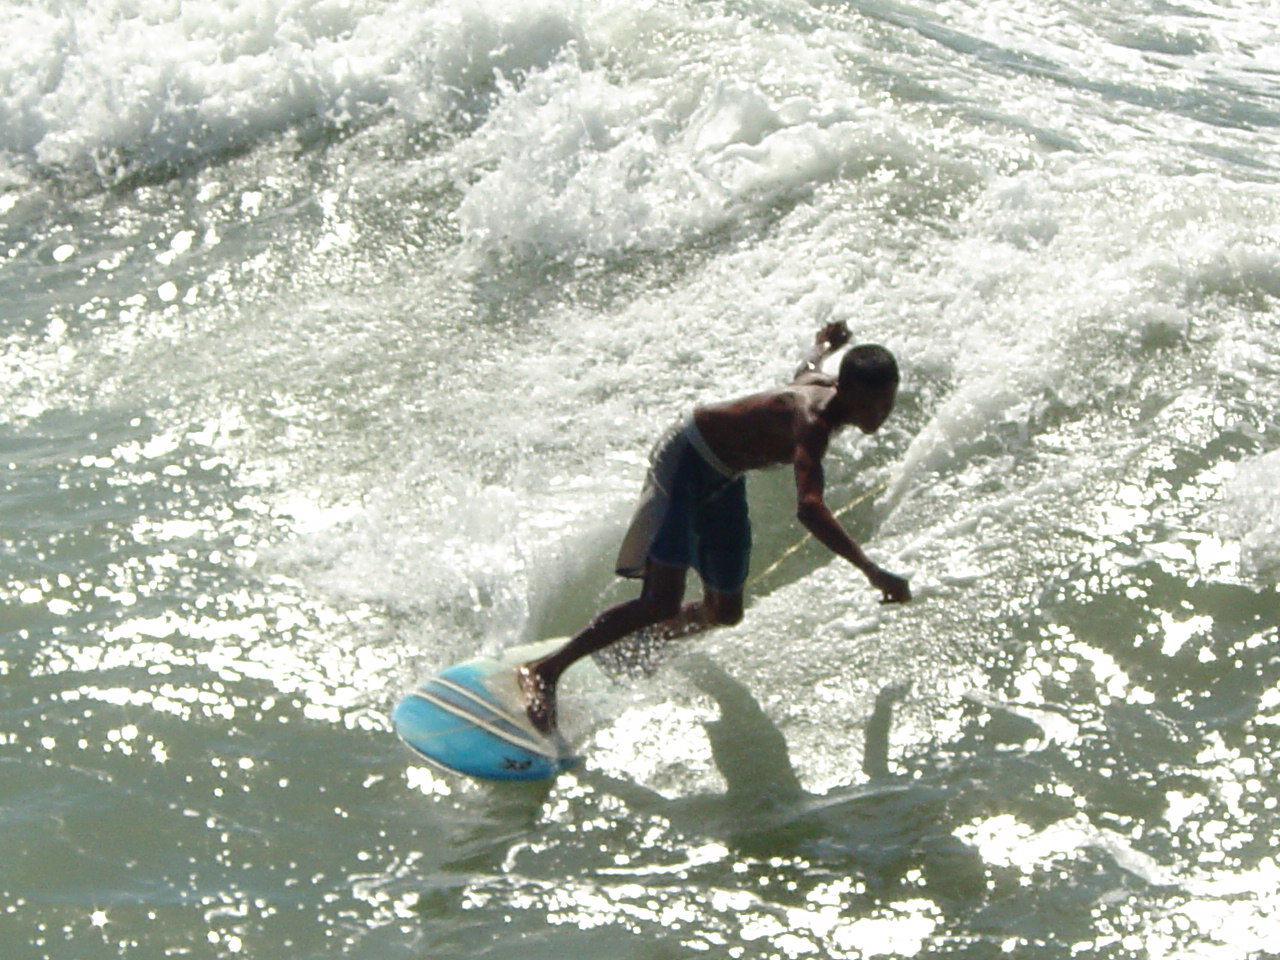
[430,675,538,736]
[430,674,568,756]
[407,688,561,760]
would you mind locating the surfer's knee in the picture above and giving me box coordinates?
[641,560,687,621]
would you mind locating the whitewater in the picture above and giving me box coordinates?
[2,0,1280,957]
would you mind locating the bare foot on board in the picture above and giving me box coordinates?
[517,663,557,735]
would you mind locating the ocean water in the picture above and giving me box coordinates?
[3,0,1280,957]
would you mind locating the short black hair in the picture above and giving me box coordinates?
[838,344,899,395]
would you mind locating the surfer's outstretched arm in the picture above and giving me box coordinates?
[793,427,911,603]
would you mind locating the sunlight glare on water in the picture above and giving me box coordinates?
[2,0,1280,957]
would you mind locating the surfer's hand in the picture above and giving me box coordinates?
[868,568,911,604]
[817,320,851,353]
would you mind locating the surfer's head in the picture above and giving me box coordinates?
[834,344,898,434]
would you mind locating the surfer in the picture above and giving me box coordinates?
[519,320,910,733]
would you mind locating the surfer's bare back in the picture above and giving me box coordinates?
[519,320,910,733]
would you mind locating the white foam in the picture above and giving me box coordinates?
[0,0,585,185]
[882,162,1280,509]
[450,45,930,265]
[1220,450,1280,579]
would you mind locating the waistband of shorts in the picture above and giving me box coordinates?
[683,413,741,480]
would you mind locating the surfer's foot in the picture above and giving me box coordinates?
[517,663,558,735]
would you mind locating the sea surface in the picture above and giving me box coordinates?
[3,1,1280,958]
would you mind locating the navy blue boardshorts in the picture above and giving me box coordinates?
[614,416,751,593]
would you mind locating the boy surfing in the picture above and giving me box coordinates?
[520,321,910,733]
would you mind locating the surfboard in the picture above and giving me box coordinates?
[392,638,579,782]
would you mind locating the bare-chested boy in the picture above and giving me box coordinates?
[520,320,911,733]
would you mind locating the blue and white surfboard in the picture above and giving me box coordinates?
[393,639,578,782]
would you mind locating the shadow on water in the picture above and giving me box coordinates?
[580,657,987,902]
[423,653,987,927]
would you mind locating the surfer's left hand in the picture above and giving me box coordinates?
[816,320,851,352]
[870,568,911,604]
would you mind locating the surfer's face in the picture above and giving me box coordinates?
[851,385,896,434]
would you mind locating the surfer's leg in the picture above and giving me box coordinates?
[520,560,687,732]
[649,585,742,637]
[589,583,743,679]
[634,474,748,642]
